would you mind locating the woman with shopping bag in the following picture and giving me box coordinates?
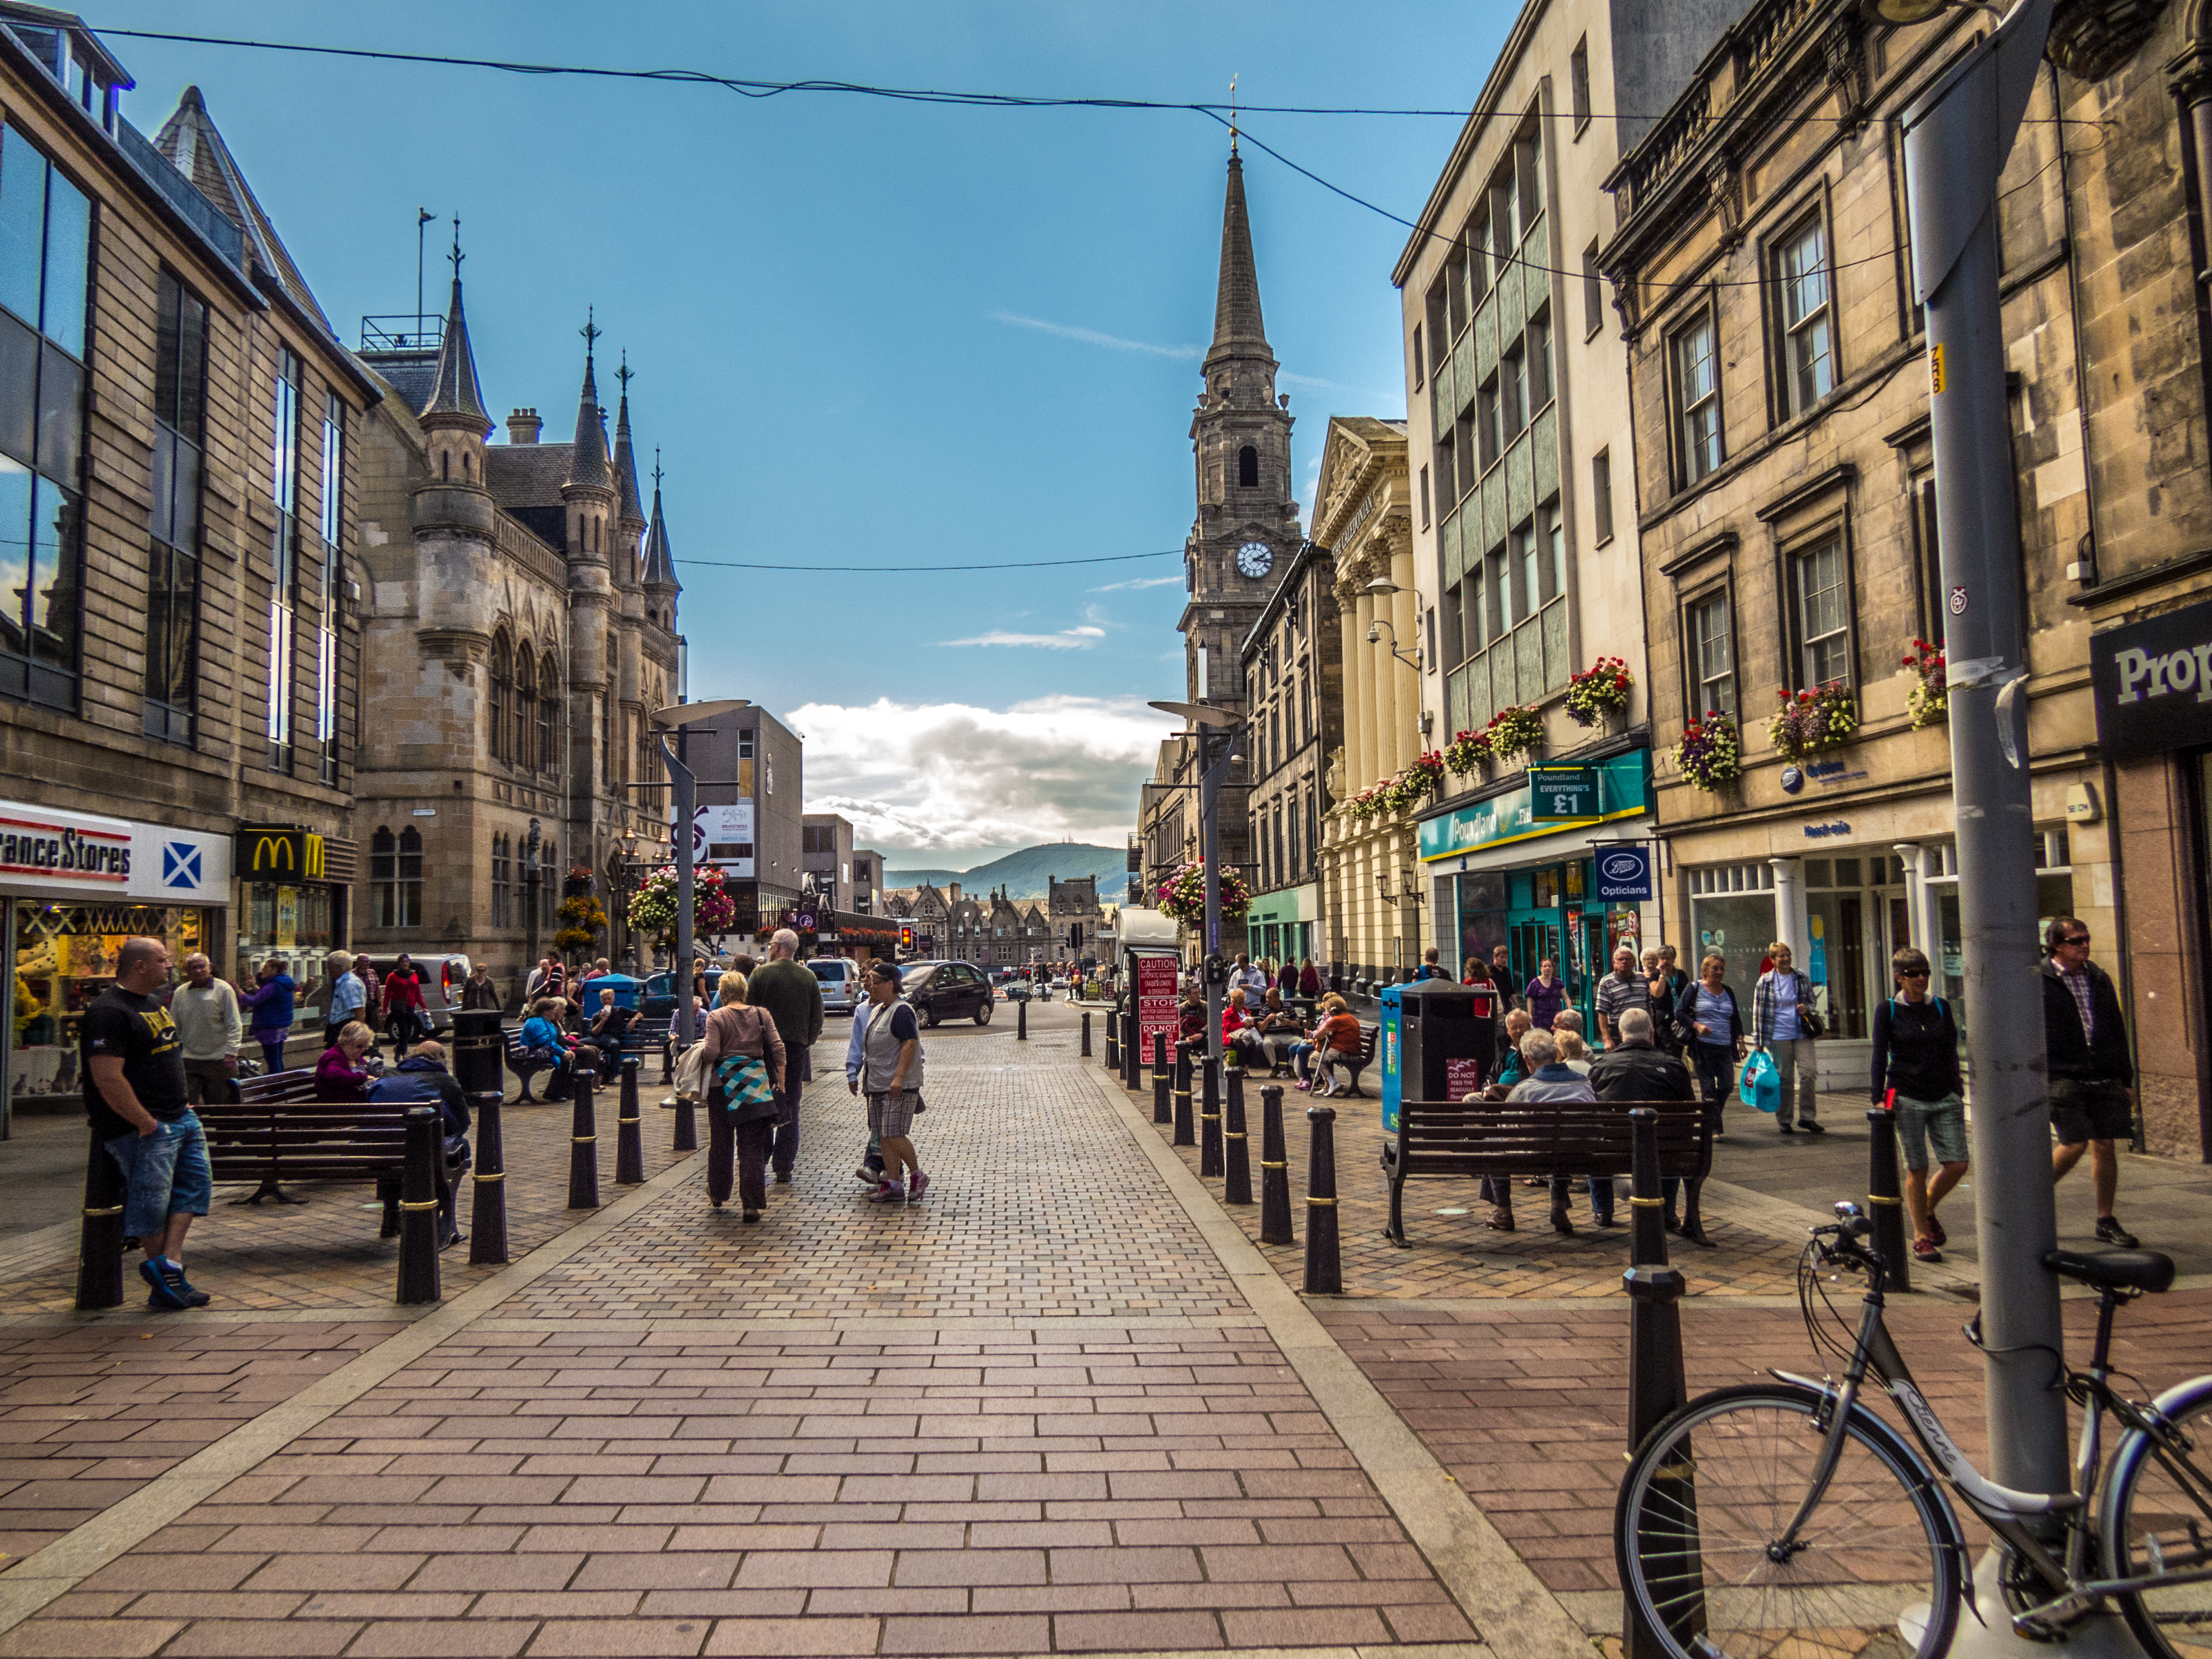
[698,971,786,1224]
[1673,954,1745,1142]
[1750,942,1825,1134]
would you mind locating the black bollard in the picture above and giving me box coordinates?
[467,1088,508,1266]
[1105,1010,1119,1072]
[1259,1084,1293,1244]
[1623,1108,1702,1658]
[1199,1051,1223,1178]
[567,1056,600,1211]
[1081,1010,1092,1057]
[1223,1067,1251,1205]
[1303,1105,1342,1295]
[615,1058,645,1186]
[74,1129,126,1311]
[1152,1031,1171,1123]
[706,1095,734,1209]
[1172,1039,1196,1147]
[1017,994,1027,1041]
[397,1106,443,1305]
[1867,1104,1912,1293]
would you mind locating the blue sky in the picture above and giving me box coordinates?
[91,1,1515,862]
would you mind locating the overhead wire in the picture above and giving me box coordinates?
[673,549,1181,573]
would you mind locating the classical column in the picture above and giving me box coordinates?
[1893,841,1928,959]
[1389,533,1420,773]
[1770,857,1808,966]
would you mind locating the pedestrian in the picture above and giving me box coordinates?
[1484,1008,1535,1097]
[1870,946,1966,1262]
[845,991,886,1189]
[521,997,577,1096]
[354,954,383,1039]
[83,936,212,1310]
[1751,941,1825,1134]
[460,962,502,1012]
[853,962,927,1204]
[1595,945,1652,1049]
[587,989,639,1077]
[1490,944,1517,1014]
[1178,987,1208,1042]
[1675,953,1744,1144]
[369,1039,472,1248]
[1589,1006,1697,1230]
[2044,916,2140,1247]
[1299,956,1321,999]
[1413,947,1449,982]
[171,952,241,1107]
[324,951,365,1051]
[701,970,787,1224]
[1524,958,1567,1030]
[315,1021,377,1102]
[1254,989,1302,1075]
[524,957,556,1002]
[239,957,297,1076]
[1496,1030,1595,1235]
[383,953,426,1050]
[749,928,825,1186]
[1277,958,1298,998]
[1222,987,1267,1070]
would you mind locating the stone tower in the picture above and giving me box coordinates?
[561,330,617,817]
[413,261,498,698]
[1183,143,1299,711]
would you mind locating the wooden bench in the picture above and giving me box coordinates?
[1318,1022,1380,1097]
[1380,1095,1712,1246]
[198,1071,418,1227]
[505,1029,567,1102]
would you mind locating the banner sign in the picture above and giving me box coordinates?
[1528,765,1600,820]
[2089,598,2212,761]
[0,800,228,902]
[1593,844,1654,902]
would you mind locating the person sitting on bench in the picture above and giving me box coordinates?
[588,990,640,1078]
[520,998,577,1094]
[1305,995,1363,1097]
[1253,990,1302,1075]
[1496,1029,1595,1235]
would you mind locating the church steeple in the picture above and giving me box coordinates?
[612,353,646,536]
[1208,152,1271,370]
[420,223,491,488]
[563,312,613,494]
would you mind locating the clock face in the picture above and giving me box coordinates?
[1235,541,1274,579]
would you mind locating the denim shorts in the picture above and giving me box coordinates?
[1894,1092,1968,1170]
[105,1110,212,1239]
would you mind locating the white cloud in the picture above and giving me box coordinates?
[938,625,1104,649]
[791,695,1182,854]
[992,310,1198,360]
[1090,573,1186,592]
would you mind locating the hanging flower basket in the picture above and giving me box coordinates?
[1157,859,1253,925]
[1904,638,1948,730]
[1485,704,1545,763]
[1671,712,1743,792]
[1767,680,1860,763]
[1564,656,1634,727]
[1347,786,1383,822]
[627,862,738,946]
[1376,751,1446,814]
[1444,727,1492,774]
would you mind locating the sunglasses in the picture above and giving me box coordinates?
[2059,935,2091,947]
[1898,967,1931,978]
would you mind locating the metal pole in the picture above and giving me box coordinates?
[663,731,697,1051]
[1903,0,2068,1504]
[1201,729,1229,1083]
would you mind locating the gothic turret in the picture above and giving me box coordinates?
[419,232,492,490]
[560,314,616,565]
[642,453,681,599]
[612,353,647,586]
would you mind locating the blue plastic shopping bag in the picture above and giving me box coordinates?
[1740,1047,1781,1113]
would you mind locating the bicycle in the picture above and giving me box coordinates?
[1615,1200,2212,1658]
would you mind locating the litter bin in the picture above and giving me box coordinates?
[1383,979,1496,1134]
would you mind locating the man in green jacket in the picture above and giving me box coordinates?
[749,927,826,1184]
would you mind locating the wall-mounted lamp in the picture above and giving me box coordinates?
[1375,868,1425,907]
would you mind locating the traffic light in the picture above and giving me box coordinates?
[900,924,915,952]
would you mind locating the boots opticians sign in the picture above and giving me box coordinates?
[2090,599,2212,760]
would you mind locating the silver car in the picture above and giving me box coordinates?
[810,956,861,1015]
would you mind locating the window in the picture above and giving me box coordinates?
[0,127,90,708]
[267,347,302,769]
[539,653,559,774]
[1527,316,1552,411]
[1418,464,1430,529]
[1411,322,1423,390]
[1287,788,1301,874]
[1510,524,1536,626]
[1570,39,1592,132]
[316,390,343,782]
[1774,215,1836,419]
[1913,474,1944,650]
[370,827,422,929]
[1467,213,1491,307]
[804,825,835,853]
[1584,241,1605,340]
[1543,502,1566,603]
[1671,314,1723,485]
[512,648,535,768]
[489,632,511,761]
[1790,536,1851,688]
[1477,379,1500,469]
[1687,589,1736,719]
[1592,449,1614,544]
[1238,445,1259,488]
[145,268,206,740]
[1501,346,1527,441]
[492,834,510,929]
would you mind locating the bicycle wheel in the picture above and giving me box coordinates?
[2103,1378,2212,1659]
[1617,1384,1961,1659]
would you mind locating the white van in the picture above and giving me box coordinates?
[809,956,861,1015]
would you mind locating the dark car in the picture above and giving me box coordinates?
[899,960,993,1027]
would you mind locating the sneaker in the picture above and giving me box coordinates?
[870,1182,907,1203]
[1913,1237,1943,1262]
[2096,1215,2141,1249]
[907,1171,930,1204]
[140,1259,207,1310]
[855,1164,884,1186]
[1801,1120,1827,1136]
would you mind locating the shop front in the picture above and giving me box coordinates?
[234,825,357,1053]
[1416,749,1655,1030]
[3,801,231,1128]
[1244,884,1317,972]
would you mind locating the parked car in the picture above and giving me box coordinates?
[363,951,472,1037]
[810,956,861,1015]
[896,960,994,1027]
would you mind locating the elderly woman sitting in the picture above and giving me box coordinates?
[314,1021,377,1102]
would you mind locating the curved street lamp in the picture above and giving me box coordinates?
[649,698,750,1047]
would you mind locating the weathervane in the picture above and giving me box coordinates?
[616,349,633,395]
[1229,74,1239,155]
[580,305,601,360]
[448,215,463,278]
[652,446,664,491]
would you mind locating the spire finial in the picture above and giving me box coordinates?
[653,447,664,491]
[581,306,601,359]
[1229,73,1239,155]
[616,350,633,393]
[448,215,463,276]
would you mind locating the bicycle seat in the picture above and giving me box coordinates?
[2043,1248,2174,1293]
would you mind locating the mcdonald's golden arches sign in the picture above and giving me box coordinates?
[234,826,326,879]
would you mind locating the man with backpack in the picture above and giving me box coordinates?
[368,1039,471,1249]
[1869,946,1964,1264]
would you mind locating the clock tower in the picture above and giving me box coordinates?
[1183,141,1298,711]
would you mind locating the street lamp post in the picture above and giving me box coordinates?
[1152,700,1243,1070]
[650,698,750,1050]
[522,817,542,988]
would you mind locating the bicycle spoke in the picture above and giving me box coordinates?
[2105,1388,2212,1659]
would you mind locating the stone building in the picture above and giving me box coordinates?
[1596,0,2126,1097]
[1239,533,1343,973]
[680,706,806,938]
[1395,0,1738,1014]
[0,8,381,1109]
[351,263,680,992]
[1046,872,1106,962]
[800,811,853,907]
[1309,418,1420,992]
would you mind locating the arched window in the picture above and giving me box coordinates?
[489,632,511,761]
[492,833,510,927]
[539,653,560,774]
[1238,445,1260,488]
[370,826,421,929]
[513,648,535,770]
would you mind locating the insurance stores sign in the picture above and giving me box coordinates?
[2090,599,2212,760]
[0,799,229,902]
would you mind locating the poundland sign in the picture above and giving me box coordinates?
[2090,599,2212,760]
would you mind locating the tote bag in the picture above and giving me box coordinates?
[1739,1046,1781,1113]
[713,1051,780,1123]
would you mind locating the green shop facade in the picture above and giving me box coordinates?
[1415,745,1658,1029]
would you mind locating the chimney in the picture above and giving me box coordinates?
[507,407,542,445]
[949,883,962,904]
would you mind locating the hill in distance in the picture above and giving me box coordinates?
[885,843,1129,902]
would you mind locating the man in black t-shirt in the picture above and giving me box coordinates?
[84,936,211,1310]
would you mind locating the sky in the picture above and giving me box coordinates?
[89,1,1517,864]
